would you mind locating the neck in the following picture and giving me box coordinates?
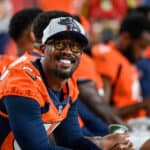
[17,47,32,56]
[46,75,68,91]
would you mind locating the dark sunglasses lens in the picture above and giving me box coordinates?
[54,40,65,50]
[53,40,83,53]
[71,42,82,53]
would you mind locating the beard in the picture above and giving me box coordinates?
[50,68,74,79]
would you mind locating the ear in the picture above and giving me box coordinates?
[30,31,36,42]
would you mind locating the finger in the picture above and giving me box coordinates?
[111,142,134,150]
[113,145,130,150]
[113,133,129,140]
[126,141,134,149]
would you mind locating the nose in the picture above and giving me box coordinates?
[63,45,73,54]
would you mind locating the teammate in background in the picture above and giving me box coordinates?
[92,13,150,120]
[0,8,43,76]
[73,15,127,136]
[129,6,150,99]
[0,12,134,150]
[8,8,43,58]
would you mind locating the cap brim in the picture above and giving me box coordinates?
[47,31,88,46]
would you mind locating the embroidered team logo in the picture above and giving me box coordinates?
[58,17,81,32]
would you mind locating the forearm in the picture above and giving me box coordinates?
[78,81,109,120]
[4,96,70,150]
[117,102,145,118]
[78,81,125,124]
[54,101,101,150]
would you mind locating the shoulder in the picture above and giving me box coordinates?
[0,59,43,103]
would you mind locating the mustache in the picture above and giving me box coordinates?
[55,53,76,62]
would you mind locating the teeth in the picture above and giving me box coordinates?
[59,59,71,64]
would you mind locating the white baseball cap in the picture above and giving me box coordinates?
[42,17,88,46]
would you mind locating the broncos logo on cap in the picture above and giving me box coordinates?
[58,17,81,32]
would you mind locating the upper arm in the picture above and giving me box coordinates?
[53,101,100,150]
[3,96,51,150]
[101,76,112,104]
[54,100,82,145]
[78,80,101,103]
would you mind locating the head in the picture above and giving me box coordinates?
[118,13,150,63]
[73,15,92,56]
[32,10,72,45]
[128,6,150,21]
[39,16,88,79]
[9,8,42,55]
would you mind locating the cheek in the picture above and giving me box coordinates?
[75,55,81,67]
[45,45,54,54]
[45,46,55,59]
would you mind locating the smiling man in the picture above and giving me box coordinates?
[0,13,133,150]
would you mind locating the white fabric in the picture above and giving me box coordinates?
[42,17,86,44]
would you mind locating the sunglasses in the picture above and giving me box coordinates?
[47,39,84,53]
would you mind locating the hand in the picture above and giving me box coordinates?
[102,133,134,150]
[85,136,103,149]
[140,139,150,150]
[111,140,134,150]
[85,134,134,150]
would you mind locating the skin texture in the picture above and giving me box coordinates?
[140,139,150,150]
[16,27,35,55]
[85,133,134,150]
[41,36,82,91]
[78,80,126,124]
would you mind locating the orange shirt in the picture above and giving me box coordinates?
[0,55,16,75]
[0,58,78,149]
[144,46,150,58]
[74,53,104,127]
[92,42,146,118]
[0,47,41,75]
[75,53,104,96]
[37,0,72,12]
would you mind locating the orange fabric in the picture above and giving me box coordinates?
[80,16,90,32]
[37,0,85,14]
[78,115,85,128]
[92,42,146,118]
[0,55,16,75]
[1,132,14,150]
[144,46,150,58]
[75,53,104,128]
[0,50,39,75]
[37,0,72,12]
[75,53,103,90]
[0,111,8,118]
[0,59,79,149]
[32,48,43,56]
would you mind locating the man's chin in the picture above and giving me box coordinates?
[51,69,73,79]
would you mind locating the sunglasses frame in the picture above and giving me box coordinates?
[46,39,85,53]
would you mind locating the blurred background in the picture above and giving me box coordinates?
[1,0,150,55]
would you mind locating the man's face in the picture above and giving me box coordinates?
[43,36,84,79]
[123,32,150,63]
